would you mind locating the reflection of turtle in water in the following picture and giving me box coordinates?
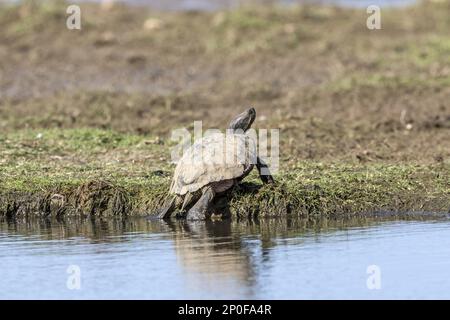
[158,108,274,221]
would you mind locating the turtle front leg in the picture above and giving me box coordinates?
[186,186,215,221]
[256,157,275,184]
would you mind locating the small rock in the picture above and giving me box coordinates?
[127,55,146,65]
[143,18,163,31]
[101,0,116,11]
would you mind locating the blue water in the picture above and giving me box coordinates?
[1,216,450,299]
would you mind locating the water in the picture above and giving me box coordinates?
[4,0,418,11]
[1,215,450,299]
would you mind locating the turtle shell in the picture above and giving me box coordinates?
[170,132,257,195]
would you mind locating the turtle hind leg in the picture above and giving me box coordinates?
[158,195,181,219]
[186,186,215,221]
[182,192,196,211]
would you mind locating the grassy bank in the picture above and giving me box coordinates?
[0,1,449,218]
[0,129,448,218]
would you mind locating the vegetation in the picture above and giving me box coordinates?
[0,129,448,218]
[0,1,449,218]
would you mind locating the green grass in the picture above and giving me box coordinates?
[0,0,65,36]
[1,129,448,218]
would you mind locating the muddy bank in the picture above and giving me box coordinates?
[1,173,448,218]
[1,129,448,218]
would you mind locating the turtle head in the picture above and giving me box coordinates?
[228,107,256,132]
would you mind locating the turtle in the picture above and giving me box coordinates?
[158,107,274,221]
